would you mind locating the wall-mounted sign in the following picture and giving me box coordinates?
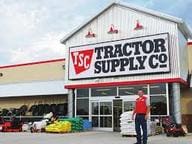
[68,33,170,80]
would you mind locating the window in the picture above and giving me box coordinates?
[92,117,99,127]
[76,99,89,115]
[100,102,112,115]
[76,89,89,117]
[91,87,117,97]
[119,85,147,96]
[149,83,168,115]
[100,117,112,127]
[150,84,166,95]
[92,102,99,115]
[150,95,167,115]
[124,101,135,112]
[77,89,89,97]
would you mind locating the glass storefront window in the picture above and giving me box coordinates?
[80,83,169,130]
[100,117,112,127]
[100,102,112,115]
[92,117,99,127]
[150,95,167,115]
[119,85,147,96]
[91,87,117,97]
[92,102,99,115]
[77,99,89,115]
[124,101,135,112]
[150,84,166,95]
[77,89,89,98]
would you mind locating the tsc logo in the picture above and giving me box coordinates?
[71,49,94,74]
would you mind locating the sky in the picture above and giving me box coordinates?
[0,0,192,65]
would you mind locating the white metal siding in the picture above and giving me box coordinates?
[0,80,68,97]
[178,30,188,81]
[65,5,181,86]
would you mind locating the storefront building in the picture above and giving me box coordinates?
[61,2,192,131]
[0,59,68,117]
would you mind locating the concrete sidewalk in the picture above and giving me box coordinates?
[0,131,191,144]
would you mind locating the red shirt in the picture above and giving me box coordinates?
[135,96,148,114]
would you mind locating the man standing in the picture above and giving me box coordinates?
[132,90,150,144]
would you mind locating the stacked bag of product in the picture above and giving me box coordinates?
[120,111,156,136]
[60,117,83,132]
[45,118,92,133]
[82,119,92,130]
[45,121,71,133]
[120,111,137,136]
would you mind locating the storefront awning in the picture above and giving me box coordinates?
[65,78,188,89]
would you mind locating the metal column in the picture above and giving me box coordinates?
[172,83,181,124]
[68,89,73,117]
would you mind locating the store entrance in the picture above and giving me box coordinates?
[91,99,113,131]
[113,99,122,132]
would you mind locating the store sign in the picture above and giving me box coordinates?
[69,33,170,80]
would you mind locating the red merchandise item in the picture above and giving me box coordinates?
[135,96,147,114]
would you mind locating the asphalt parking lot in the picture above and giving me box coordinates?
[0,131,191,144]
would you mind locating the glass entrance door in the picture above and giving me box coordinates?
[113,99,122,132]
[91,100,112,130]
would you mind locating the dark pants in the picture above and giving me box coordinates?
[135,114,147,144]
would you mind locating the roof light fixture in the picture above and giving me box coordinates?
[85,28,96,38]
[108,24,118,34]
[134,20,143,30]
